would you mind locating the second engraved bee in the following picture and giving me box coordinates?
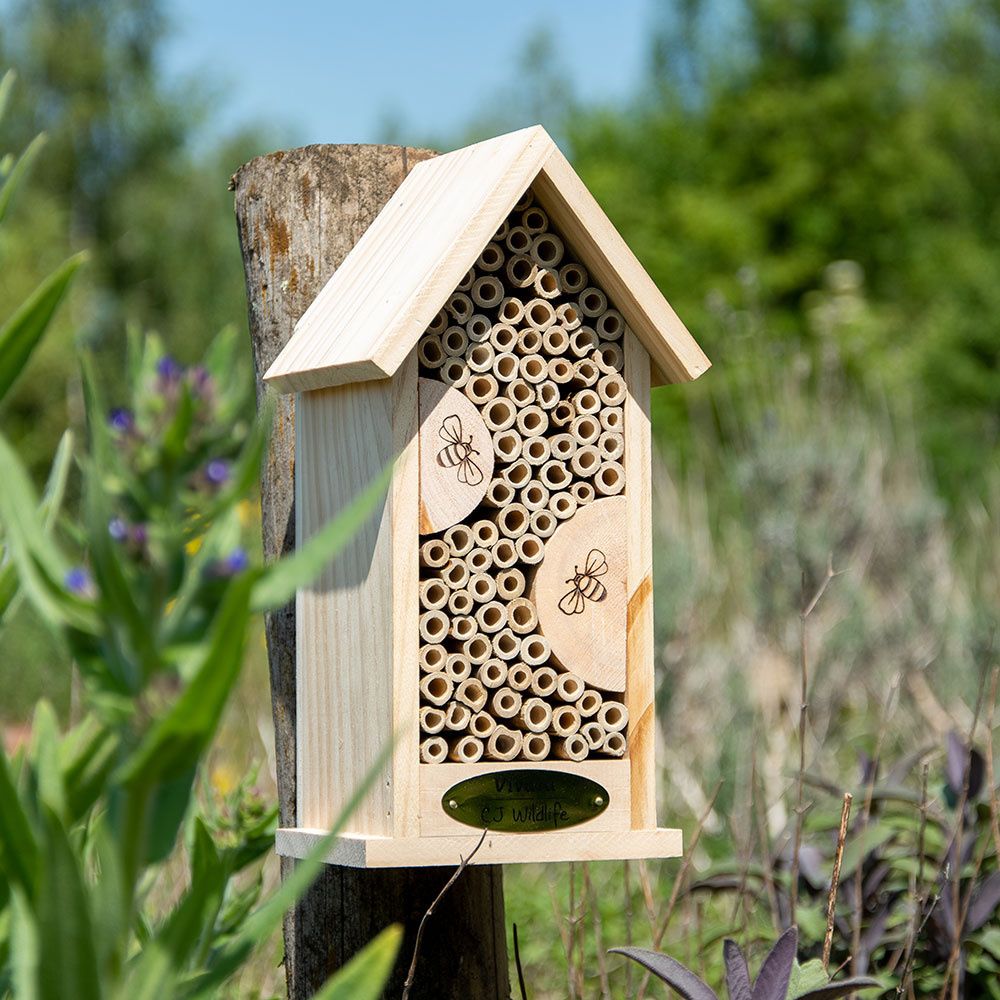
[436,413,483,486]
[558,548,608,615]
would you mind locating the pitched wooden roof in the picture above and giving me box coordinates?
[264,125,709,393]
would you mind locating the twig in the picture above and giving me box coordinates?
[751,738,782,932]
[897,765,930,997]
[512,923,528,1000]
[823,792,852,971]
[584,863,611,1000]
[401,827,488,1000]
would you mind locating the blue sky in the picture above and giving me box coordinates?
[160,0,657,149]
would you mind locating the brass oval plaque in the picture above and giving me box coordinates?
[441,769,609,832]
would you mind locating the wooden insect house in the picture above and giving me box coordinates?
[264,126,710,867]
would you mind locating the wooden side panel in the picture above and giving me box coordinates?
[296,383,395,835]
[624,331,656,830]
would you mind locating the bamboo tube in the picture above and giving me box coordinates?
[556,302,581,331]
[547,491,575,520]
[440,558,470,590]
[523,298,556,331]
[516,405,548,438]
[521,732,551,761]
[419,644,447,674]
[493,351,519,382]
[598,431,625,462]
[445,700,472,730]
[503,459,532,489]
[417,334,446,369]
[455,268,475,292]
[495,567,526,601]
[570,330,600,362]
[494,502,529,539]
[529,509,557,538]
[447,588,474,617]
[533,267,561,299]
[571,358,600,389]
[596,308,625,341]
[467,313,492,343]
[440,356,470,388]
[551,704,582,737]
[449,615,477,643]
[444,524,474,557]
[493,218,510,242]
[449,735,484,763]
[570,445,602,479]
[466,341,496,373]
[504,224,531,254]
[597,373,627,407]
[554,734,589,762]
[507,662,532,691]
[486,726,522,762]
[477,241,505,272]
[520,481,550,512]
[507,596,537,635]
[521,635,552,667]
[594,461,625,496]
[455,677,488,712]
[462,635,492,665]
[594,340,624,373]
[513,696,552,733]
[577,689,603,717]
[530,232,564,268]
[598,701,629,733]
[599,406,623,433]
[490,687,522,719]
[471,518,500,549]
[465,547,494,574]
[549,433,577,462]
[484,477,515,508]
[504,378,535,407]
[506,253,536,289]
[570,414,601,446]
[448,651,475,682]
[535,380,559,411]
[476,600,507,634]
[546,358,573,387]
[570,481,596,506]
[491,319,519,350]
[427,308,449,336]
[492,628,521,661]
[420,578,450,611]
[497,298,524,326]
[468,712,496,739]
[442,325,469,356]
[482,396,516,432]
[601,731,627,757]
[464,372,498,406]
[539,459,571,491]
[515,533,544,565]
[493,429,522,462]
[514,188,534,211]
[420,538,450,568]
[559,261,588,294]
[572,388,601,416]
[419,609,450,644]
[420,706,447,734]
[580,722,605,750]
[521,205,548,233]
[577,287,608,318]
[420,672,453,706]
[516,327,543,356]
[518,354,547,384]
[522,435,551,466]
[542,325,570,356]
[420,737,448,764]
[447,291,474,324]
[529,665,558,697]
[551,400,575,428]
[471,275,504,309]
[555,672,586,703]
[477,659,508,689]
[492,538,518,569]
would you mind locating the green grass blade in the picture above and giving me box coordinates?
[311,924,403,1000]
[0,133,46,230]
[9,884,40,1000]
[0,746,39,895]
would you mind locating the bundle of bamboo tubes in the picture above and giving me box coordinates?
[416,186,630,763]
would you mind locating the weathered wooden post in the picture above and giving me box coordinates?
[233,144,510,1000]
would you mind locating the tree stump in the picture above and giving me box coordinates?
[233,144,510,1000]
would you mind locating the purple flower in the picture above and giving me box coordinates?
[224,549,250,574]
[109,408,134,433]
[205,459,231,486]
[130,523,149,547]
[188,365,214,399]
[108,517,128,541]
[156,356,183,381]
[64,567,94,598]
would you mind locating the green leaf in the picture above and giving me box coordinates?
[60,716,119,824]
[312,924,403,1000]
[788,959,833,997]
[143,765,198,865]
[0,132,46,231]
[0,252,85,403]
[8,884,40,1000]
[0,69,16,123]
[250,459,393,612]
[29,701,66,820]
[0,746,39,895]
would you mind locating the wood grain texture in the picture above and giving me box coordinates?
[235,144,508,1000]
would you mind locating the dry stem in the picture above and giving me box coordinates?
[823,792,852,971]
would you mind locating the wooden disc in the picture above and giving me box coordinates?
[531,496,627,691]
[419,378,493,533]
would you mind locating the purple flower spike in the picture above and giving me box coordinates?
[108,517,128,541]
[225,548,250,574]
[188,365,214,397]
[156,356,182,380]
[109,408,134,433]
[64,567,94,598]
[205,459,231,486]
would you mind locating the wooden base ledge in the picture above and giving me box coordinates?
[275,827,682,868]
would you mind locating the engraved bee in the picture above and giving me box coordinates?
[558,548,608,615]
[436,414,483,486]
